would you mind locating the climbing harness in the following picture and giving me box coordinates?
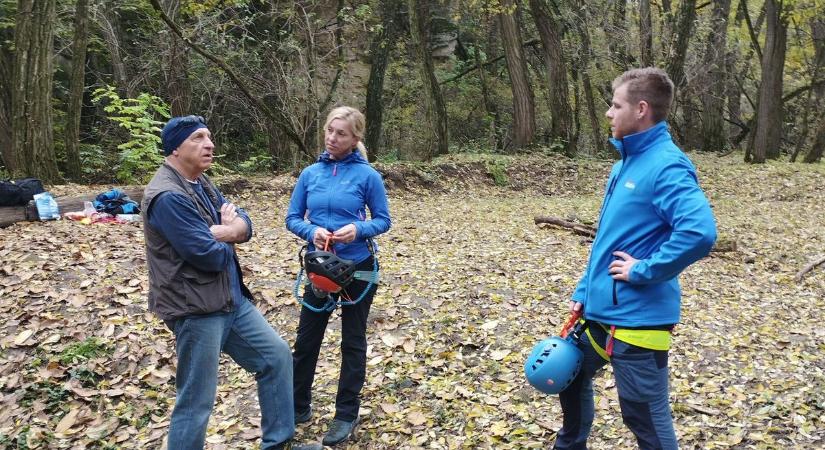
[293,235,380,313]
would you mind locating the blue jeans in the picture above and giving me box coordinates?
[167,297,294,450]
[555,324,677,450]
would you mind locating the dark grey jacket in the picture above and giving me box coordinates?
[142,163,252,320]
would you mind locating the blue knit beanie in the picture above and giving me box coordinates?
[161,116,208,156]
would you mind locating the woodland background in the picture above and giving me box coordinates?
[1,0,824,184]
[1,0,825,449]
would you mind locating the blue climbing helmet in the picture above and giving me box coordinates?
[524,312,584,395]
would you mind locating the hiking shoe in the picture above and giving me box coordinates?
[276,441,322,450]
[322,418,357,446]
[295,405,312,424]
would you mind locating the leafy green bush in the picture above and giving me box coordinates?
[238,154,274,173]
[484,159,509,186]
[92,86,169,183]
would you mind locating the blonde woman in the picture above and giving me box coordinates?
[285,106,391,445]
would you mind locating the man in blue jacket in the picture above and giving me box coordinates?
[143,115,321,450]
[555,68,717,450]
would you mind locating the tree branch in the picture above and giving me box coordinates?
[796,255,825,282]
[440,39,540,85]
[147,0,309,156]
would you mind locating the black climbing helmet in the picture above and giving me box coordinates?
[304,250,356,293]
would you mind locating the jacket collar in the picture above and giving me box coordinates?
[318,149,366,164]
[609,121,671,159]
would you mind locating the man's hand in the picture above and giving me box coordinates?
[219,202,239,225]
[210,203,248,243]
[331,223,357,244]
[569,301,583,313]
[313,227,332,249]
[609,250,639,281]
[210,224,234,242]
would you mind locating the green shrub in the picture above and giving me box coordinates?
[484,159,509,186]
[92,86,169,183]
[238,154,275,173]
[58,337,110,365]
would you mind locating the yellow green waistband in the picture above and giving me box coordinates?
[584,322,672,361]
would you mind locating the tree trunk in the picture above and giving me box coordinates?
[726,38,743,142]
[528,0,574,156]
[0,44,14,173]
[161,0,191,116]
[752,0,787,163]
[408,0,449,159]
[572,5,606,155]
[792,18,825,162]
[606,0,634,71]
[699,0,732,152]
[666,0,697,91]
[639,0,654,66]
[365,0,405,162]
[11,0,61,183]
[98,3,133,98]
[804,116,825,163]
[65,0,89,181]
[498,0,536,149]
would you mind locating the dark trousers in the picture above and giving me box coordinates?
[555,323,677,450]
[293,257,378,422]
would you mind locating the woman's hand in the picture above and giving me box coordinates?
[332,223,357,244]
[313,227,332,249]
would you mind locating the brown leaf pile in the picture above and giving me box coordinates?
[0,153,823,449]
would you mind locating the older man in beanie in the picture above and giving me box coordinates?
[142,116,321,450]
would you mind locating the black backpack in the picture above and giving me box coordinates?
[0,178,45,207]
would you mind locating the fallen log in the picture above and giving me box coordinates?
[534,216,597,238]
[534,215,737,253]
[0,188,144,228]
[795,255,825,282]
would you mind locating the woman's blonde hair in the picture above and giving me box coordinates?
[324,106,368,159]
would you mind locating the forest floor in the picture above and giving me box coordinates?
[0,152,823,449]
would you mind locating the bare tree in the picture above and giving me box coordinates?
[750,0,788,163]
[529,0,574,156]
[65,0,89,180]
[665,0,697,91]
[365,0,407,161]
[699,0,733,152]
[605,0,634,71]
[802,18,825,163]
[805,116,825,163]
[572,3,606,155]
[12,0,61,182]
[639,0,654,66]
[160,0,191,116]
[97,2,134,98]
[499,0,536,148]
[409,0,449,158]
[0,28,14,172]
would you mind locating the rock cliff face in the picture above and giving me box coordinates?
[430,16,459,58]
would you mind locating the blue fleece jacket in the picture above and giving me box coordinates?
[286,150,391,263]
[572,122,717,327]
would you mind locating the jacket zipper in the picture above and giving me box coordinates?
[326,162,341,232]
[583,148,627,309]
[612,280,618,305]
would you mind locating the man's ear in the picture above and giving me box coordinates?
[637,100,650,120]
